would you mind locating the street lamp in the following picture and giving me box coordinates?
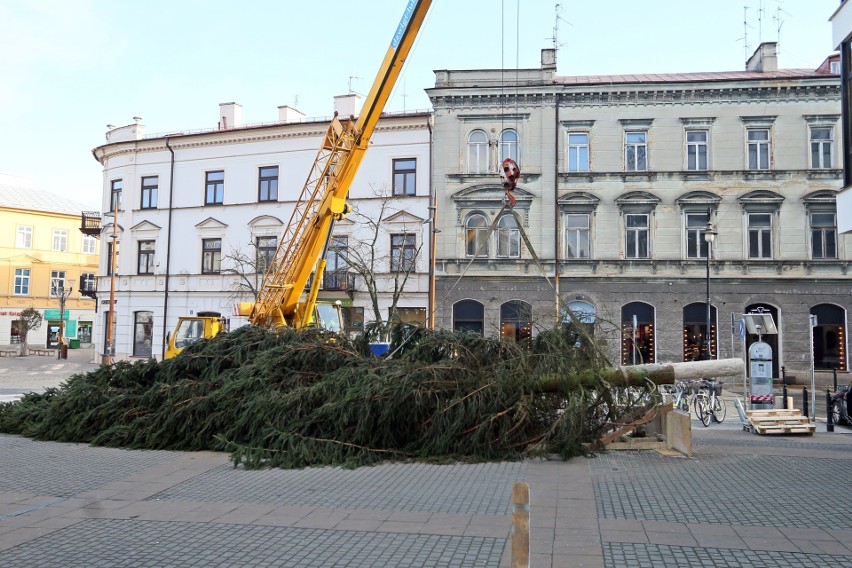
[51,280,73,359]
[103,211,121,365]
[703,215,718,360]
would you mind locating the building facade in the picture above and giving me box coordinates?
[91,100,432,361]
[427,44,848,381]
[0,176,99,349]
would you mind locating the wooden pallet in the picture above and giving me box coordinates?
[746,408,815,435]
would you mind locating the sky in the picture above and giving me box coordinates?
[0,0,841,208]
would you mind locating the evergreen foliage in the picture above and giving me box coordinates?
[0,325,657,469]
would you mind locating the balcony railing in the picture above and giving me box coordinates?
[80,275,98,299]
[80,211,102,236]
[322,271,355,291]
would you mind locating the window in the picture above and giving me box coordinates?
[625,214,649,259]
[811,212,837,259]
[106,243,121,276]
[110,179,122,212]
[465,213,489,257]
[810,127,833,169]
[50,271,66,297]
[467,129,488,174]
[567,133,589,172]
[625,131,647,171]
[748,213,773,258]
[202,238,222,273]
[205,171,224,205]
[82,235,97,255]
[682,303,717,361]
[686,130,708,171]
[500,300,532,344]
[256,236,277,274]
[453,300,484,335]
[52,229,68,252]
[685,212,711,259]
[565,214,590,259]
[16,226,32,249]
[499,129,518,163]
[324,236,349,289]
[389,307,427,326]
[392,158,416,196]
[13,268,30,296]
[258,166,278,202]
[747,129,771,170]
[342,306,364,335]
[496,215,520,258]
[138,240,155,274]
[133,311,153,357]
[390,233,416,272]
[139,176,158,209]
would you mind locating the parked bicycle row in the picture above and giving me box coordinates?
[658,379,726,427]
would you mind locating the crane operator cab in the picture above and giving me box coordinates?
[164,311,230,359]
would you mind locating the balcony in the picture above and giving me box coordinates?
[80,211,102,236]
[80,274,98,299]
[322,271,355,291]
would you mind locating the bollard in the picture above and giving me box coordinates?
[827,390,835,432]
[511,482,530,568]
[803,386,809,418]
[782,383,788,410]
[833,368,838,392]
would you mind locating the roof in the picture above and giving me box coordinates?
[554,68,832,86]
[0,184,93,216]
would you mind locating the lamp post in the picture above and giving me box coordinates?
[51,280,73,360]
[703,216,718,360]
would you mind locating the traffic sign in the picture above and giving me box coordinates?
[737,319,746,341]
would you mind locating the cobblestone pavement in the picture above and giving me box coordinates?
[0,347,98,402]
[2,356,852,567]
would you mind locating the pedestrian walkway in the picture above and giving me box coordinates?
[0,347,99,402]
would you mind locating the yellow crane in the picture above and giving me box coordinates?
[167,0,432,358]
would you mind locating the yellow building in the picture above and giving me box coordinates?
[0,178,99,349]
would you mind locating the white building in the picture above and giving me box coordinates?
[91,99,432,360]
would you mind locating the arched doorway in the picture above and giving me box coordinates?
[500,300,532,343]
[683,302,717,361]
[622,302,655,365]
[811,304,847,371]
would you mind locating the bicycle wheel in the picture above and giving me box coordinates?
[693,395,711,427]
[711,395,726,423]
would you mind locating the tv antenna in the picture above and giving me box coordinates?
[546,3,571,52]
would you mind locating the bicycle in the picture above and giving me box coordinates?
[692,379,725,427]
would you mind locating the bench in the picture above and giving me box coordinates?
[0,350,17,357]
[30,348,55,357]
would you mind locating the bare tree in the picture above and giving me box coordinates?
[17,307,43,357]
[221,240,269,303]
[341,186,424,338]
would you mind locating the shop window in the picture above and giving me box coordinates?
[500,300,532,344]
[133,311,153,357]
[453,300,484,335]
[682,303,717,361]
[622,302,655,365]
[811,304,847,371]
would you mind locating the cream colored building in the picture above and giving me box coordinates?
[0,175,99,349]
[428,44,848,381]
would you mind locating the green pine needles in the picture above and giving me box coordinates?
[0,325,658,469]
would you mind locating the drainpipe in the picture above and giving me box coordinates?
[427,115,436,329]
[162,137,176,358]
[553,94,560,324]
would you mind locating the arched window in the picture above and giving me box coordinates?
[465,213,489,257]
[501,300,532,343]
[811,304,847,371]
[453,300,484,335]
[622,302,655,365]
[563,300,596,325]
[496,215,520,258]
[499,129,519,163]
[467,130,488,174]
[682,303,717,361]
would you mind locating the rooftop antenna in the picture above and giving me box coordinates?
[772,3,787,55]
[757,0,765,45]
[738,5,752,65]
[546,3,570,52]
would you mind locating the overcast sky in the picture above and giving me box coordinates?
[0,0,840,208]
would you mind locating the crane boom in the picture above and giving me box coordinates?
[243,0,432,328]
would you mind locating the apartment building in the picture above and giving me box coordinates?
[0,174,99,348]
[91,100,432,360]
[427,44,847,380]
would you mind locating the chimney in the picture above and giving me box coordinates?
[746,42,778,72]
[218,102,243,129]
[541,48,557,72]
[278,105,305,123]
[334,94,362,118]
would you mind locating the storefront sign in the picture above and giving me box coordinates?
[0,310,23,317]
[43,309,70,320]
